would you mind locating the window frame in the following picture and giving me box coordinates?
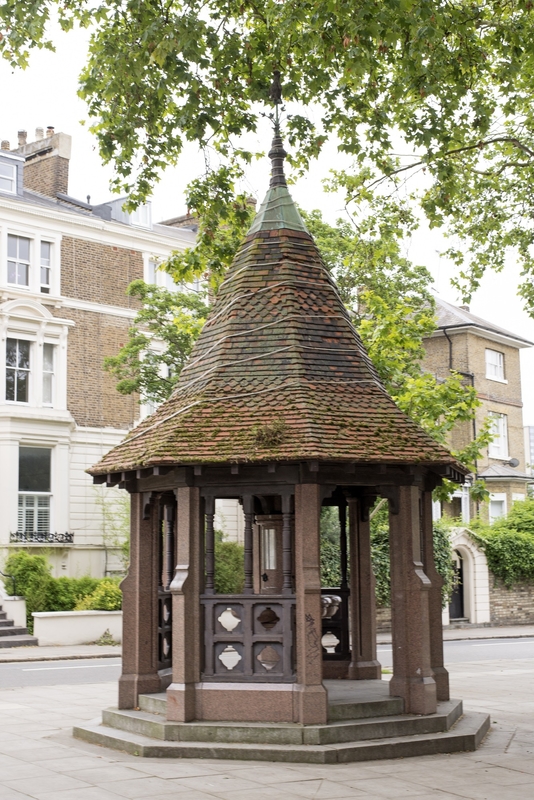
[488,412,509,459]
[17,446,53,535]
[0,161,17,195]
[485,348,507,383]
[7,234,31,288]
[42,342,55,406]
[5,337,31,403]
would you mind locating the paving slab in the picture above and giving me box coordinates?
[1,656,534,798]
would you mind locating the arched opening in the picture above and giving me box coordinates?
[449,549,465,621]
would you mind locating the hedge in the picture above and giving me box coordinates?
[471,498,534,587]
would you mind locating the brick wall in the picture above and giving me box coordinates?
[489,574,534,625]
[376,606,391,632]
[23,155,69,197]
[60,237,143,307]
[54,306,138,429]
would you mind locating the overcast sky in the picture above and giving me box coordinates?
[2,22,534,431]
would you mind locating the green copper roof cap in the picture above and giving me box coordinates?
[248,185,309,235]
[247,126,310,236]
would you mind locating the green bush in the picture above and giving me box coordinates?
[2,551,121,629]
[214,535,245,594]
[470,498,534,587]
[3,551,53,631]
[75,580,122,611]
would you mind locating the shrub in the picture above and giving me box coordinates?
[3,551,53,631]
[74,580,122,611]
[470,498,534,587]
[2,552,121,628]
[214,530,244,594]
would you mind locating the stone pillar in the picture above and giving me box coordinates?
[348,499,381,680]
[167,486,202,721]
[388,485,437,715]
[422,488,450,701]
[118,492,161,709]
[294,483,328,724]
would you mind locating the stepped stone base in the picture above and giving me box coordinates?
[73,680,490,763]
[0,606,38,648]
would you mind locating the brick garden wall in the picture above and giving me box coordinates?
[489,575,534,625]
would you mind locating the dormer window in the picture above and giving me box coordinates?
[0,162,16,194]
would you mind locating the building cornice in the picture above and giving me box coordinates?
[428,324,532,350]
[0,196,194,253]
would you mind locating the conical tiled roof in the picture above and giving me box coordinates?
[90,135,464,476]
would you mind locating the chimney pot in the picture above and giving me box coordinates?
[35,127,44,140]
[46,126,55,137]
[17,130,27,146]
[1,140,10,150]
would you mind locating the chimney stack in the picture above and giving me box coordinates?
[1,140,10,150]
[13,127,72,198]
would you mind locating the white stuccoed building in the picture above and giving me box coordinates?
[0,127,195,578]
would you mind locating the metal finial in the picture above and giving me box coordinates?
[268,71,287,188]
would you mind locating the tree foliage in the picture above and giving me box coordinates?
[103,279,207,405]
[3,0,534,312]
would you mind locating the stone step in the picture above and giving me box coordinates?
[137,687,406,723]
[0,634,38,648]
[103,699,463,746]
[73,711,490,763]
[0,625,26,636]
[0,619,14,627]
[0,611,8,620]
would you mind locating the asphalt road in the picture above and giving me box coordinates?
[0,638,532,688]
[378,636,534,668]
[0,657,122,688]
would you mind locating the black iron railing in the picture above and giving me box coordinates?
[10,531,74,544]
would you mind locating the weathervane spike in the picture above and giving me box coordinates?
[268,70,287,188]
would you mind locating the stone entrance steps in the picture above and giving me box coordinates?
[73,680,490,763]
[0,605,38,648]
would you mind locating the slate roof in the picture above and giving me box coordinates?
[90,137,465,476]
[477,464,532,481]
[434,297,533,347]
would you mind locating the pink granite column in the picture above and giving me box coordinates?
[118,492,161,709]
[294,483,328,724]
[348,498,381,680]
[422,488,450,701]
[166,486,202,721]
[389,485,437,715]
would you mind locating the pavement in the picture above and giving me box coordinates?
[0,625,532,799]
[1,650,534,799]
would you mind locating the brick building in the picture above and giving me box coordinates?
[0,128,194,577]
[422,297,533,523]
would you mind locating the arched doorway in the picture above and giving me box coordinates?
[449,549,465,620]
